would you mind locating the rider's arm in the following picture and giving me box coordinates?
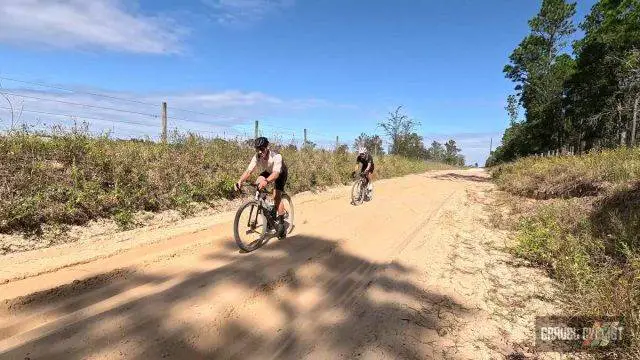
[353,157,362,175]
[238,170,251,185]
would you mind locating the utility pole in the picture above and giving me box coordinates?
[489,137,493,154]
[335,136,339,149]
[254,120,259,139]
[161,101,167,143]
[304,128,308,148]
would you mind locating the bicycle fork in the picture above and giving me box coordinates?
[247,203,275,230]
[247,204,260,230]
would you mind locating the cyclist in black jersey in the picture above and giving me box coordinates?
[353,146,374,192]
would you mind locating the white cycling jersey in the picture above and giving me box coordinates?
[246,150,284,174]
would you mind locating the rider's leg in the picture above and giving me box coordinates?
[274,168,289,238]
[366,172,373,190]
[273,188,287,238]
[255,174,278,219]
[273,189,284,216]
[273,169,288,218]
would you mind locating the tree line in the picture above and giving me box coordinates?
[487,0,640,166]
[352,106,465,166]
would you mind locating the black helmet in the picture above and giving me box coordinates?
[254,137,269,148]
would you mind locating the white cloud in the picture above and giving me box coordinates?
[173,91,284,108]
[202,0,294,26]
[0,0,183,54]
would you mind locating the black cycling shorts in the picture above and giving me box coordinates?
[259,169,288,191]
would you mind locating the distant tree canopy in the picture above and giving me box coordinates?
[374,106,465,166]
[353,133,385,155]
[335,143,349,154]
[303,140,317,150]
[488,0,640,166]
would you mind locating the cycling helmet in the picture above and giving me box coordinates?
[254,137,269,148]
[358,146,367,154]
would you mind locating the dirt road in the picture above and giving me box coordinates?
[0,169,563,359]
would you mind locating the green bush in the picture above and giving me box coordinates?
[113,209,135,230]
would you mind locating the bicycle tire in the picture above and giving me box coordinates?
[351,179,365,205]
[281,193,295,234]
[233,200,267,252]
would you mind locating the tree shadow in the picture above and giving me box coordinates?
[433,172,490,183]
[1,234,472,359]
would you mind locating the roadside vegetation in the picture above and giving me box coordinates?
[491,148,640,358]
[0,126,453,237]
[487,1,640,356]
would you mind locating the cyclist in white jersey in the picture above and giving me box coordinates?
[235,137,289,238]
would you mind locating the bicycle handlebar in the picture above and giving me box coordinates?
[236,182,270,195]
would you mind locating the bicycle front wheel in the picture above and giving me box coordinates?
[351,179,365,205]
[234,200,267,252]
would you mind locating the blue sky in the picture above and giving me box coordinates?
[0,0,597,165]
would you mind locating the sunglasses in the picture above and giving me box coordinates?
[255,147,267,155]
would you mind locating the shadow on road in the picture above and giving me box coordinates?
[433,172,490,183]
[1,234,471,359]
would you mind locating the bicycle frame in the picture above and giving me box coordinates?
[360,172,369,184]
[245,187,276,231]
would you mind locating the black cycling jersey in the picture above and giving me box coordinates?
[357,153,374,173]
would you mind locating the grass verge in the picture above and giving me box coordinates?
[491,148,640,358]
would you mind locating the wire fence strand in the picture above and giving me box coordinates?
[0,75,377,150]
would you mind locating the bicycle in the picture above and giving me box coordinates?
[351,172,372,205]
[233,184,295,252]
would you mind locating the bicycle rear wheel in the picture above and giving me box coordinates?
[234,200,267,252]
[280,193,295,235]
[351,179,365,205]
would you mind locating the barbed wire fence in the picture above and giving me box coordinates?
[0,75,363,152]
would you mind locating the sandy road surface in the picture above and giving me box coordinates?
[0,169,563,359]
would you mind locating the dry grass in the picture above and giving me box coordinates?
[490,149,640,358]
[491,147,640,199]
[0,128,452,236]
